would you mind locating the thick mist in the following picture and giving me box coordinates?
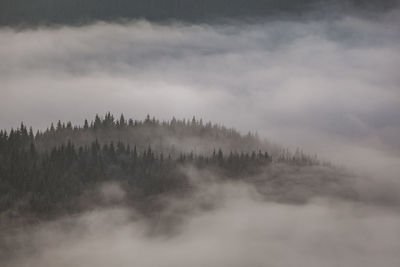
[1,11,400,177]
[2,168,400,267]
[1,5,400,267]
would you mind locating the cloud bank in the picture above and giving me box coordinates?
[1,11,400,178]
[2,172,400,267]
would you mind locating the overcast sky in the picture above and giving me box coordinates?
[1,8,400,179]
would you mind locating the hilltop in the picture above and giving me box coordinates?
[0,114,352,222]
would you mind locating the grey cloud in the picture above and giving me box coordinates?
[2,175,400,267]
[1,12,400,177]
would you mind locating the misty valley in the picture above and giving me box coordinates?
[1,0,400,266]
[1,114,397,267]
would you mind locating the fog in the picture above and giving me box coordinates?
[2,168,400,267]
[1,5,400,267]
[1,10,400,177]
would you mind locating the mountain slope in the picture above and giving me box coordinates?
[0,113,352,223]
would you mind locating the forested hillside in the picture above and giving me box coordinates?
[32,113,272,156]
[0,114,352,223]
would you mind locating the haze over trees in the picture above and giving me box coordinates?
[0,113,341,222]
[1,0,399,264]
[1,2,400,266]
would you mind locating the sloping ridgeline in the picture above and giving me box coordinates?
[0,114,355,222]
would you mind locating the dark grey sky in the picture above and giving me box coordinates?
[1,0,398,26]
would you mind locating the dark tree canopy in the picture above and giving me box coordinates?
[0,114,320,221]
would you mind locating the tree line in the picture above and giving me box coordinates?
[0,114,317,219]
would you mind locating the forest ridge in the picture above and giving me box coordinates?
[0,113,330,222]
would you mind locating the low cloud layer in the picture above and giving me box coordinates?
[2,172,400,267]
[1,10,400,178]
